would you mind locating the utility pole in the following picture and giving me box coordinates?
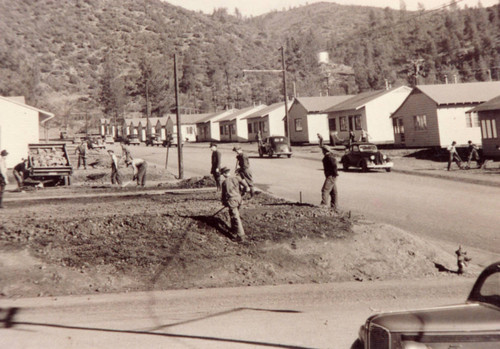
[280,46,289,138]
[242,46,290,138]
[174,54,183,179]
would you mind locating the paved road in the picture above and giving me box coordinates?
[0,279,472,349]
[132,143,500,257]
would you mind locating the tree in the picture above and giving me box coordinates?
[99,55,126,131]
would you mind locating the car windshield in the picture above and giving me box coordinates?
[359,145,378,152]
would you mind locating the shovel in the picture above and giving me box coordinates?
[212,206,226,217]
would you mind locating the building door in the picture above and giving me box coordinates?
[348,116,355,131]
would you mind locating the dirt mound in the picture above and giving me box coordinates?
[0,188,474,298]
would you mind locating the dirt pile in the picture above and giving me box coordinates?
[0,184,472,298]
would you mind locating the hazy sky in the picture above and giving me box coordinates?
[166,0,498,16]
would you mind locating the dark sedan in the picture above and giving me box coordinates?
[355,261,500,348]
[258,136,292,158]
[341,142,393,172]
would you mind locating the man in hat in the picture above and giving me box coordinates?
[126,157,147,187]
[75,140,87,170]
[233,145,255,197]
[466,140,481,169]
[0,150,9,208]
[210,142,222,191]
[320,145,339,211]
[220,166,248,241]
[108,150,122,185]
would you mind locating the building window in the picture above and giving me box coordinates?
[481,119,498,139]
[295,119,303,132]
[354,115,362,130]
[466,113,479,128]
[263,122,268,133]
[413,115,427,130]
[220,125,224,135]
[340,116,347,131]
[231,125,235,134]
[328,118,336,132]
[248,123,252,133]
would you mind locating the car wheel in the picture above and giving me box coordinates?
[361,159,368,172]
[342,160,349,171]
[258,148,263,158]
[386,168,391,172]
[350,339,363,349]
[268,149,274,158]
[287,154,292,158]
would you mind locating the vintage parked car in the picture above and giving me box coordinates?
[341,142,393,172]
[258,136,292,158]
[146,135,162,147]
[124,134,140,146]
[354,260,500,349]
[162,133,182,147]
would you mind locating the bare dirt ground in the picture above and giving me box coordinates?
[0,151,480,299]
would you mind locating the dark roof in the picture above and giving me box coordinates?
[416,81,500,105]
[294,95,353,113]
[468,95,500,113]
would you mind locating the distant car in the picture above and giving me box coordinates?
[162,133,182,147]
[125,134,140,146]
[354,260,500,349]
[258,136,292,158]
[341,142,393,172]
[146,135,162,147]
[104,135,115,144]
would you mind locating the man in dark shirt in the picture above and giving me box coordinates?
[210,142,222,191]
[466,140,481,169]
[233,146,255,197]
[13,159,29,190]
[320,145,339,211]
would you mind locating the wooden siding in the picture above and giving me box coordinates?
[391,91,440,147]
[288,102,309,143]
[364,88,410,143]
[0,99,40,167]
[436,106,481,147]
[307,114,329,144]
[479,110,500,159]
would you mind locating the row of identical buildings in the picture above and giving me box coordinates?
[102,81,500,159]
[2,80,500,167]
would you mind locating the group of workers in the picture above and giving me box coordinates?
[447,140,483,171]
[74,140,147,187]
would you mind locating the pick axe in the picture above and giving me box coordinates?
[212,206,226,217]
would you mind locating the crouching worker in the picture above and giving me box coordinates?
[221,167,249,242]
[126,158,147,187]
[13,158,29,190]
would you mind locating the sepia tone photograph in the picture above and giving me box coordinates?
[0,0,499,347]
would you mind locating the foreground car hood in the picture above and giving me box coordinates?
[371,303,500,332]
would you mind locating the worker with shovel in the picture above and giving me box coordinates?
[220,167,249,242]
[233,145,255,197]
[126,158,147,187]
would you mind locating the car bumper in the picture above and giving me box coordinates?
[367,161,393,169]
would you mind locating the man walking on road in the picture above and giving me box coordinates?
[320,145,339,211]
[220,167,248,242]
[447,141,462,171]
[75,141,87,170]
[233,146,255,197]
[0,150,9,208]
[466,140,481,169]
[126,158,147,187]
[108,150,122,185]
[210,142,222,191]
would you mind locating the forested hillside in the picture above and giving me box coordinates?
[0,0,499,130]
